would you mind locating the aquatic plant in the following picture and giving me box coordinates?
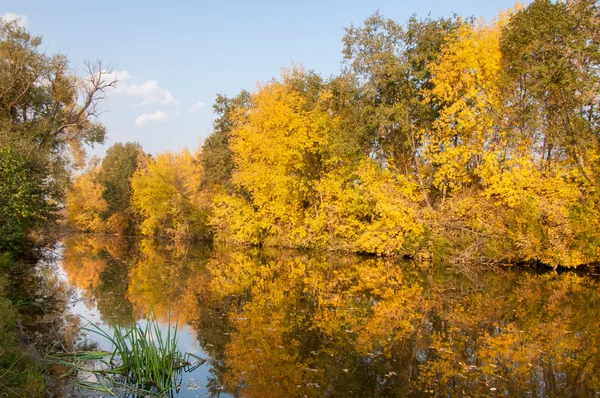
[93,313,180,391]
[57,311,203,396]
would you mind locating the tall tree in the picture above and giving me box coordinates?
[500,0,600,182]
[200,91,250,188]
[0,147,58,252]
[211,68,336,245]
[342,12,462,206]
[422,20,503,196]
[0,20,113,252]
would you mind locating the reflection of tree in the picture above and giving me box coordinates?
[125,239,238,396]
[127,239,212,325]
[417,272,600,397]
[204,251,426,397]
[61,234,135,326]
[203,248,600,397]
[61,235,600,397]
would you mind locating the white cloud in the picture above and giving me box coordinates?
[135,111,168,127]
[128,80,174,106]
[190,101,205,113]
[102,70,174,106]
[1,13,28,28]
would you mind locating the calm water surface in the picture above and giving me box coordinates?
[38,234,600,397]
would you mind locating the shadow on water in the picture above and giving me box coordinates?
[31,233,600,397]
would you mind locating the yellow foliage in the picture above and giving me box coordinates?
[421,14,600,267]
[440,153,598,267]
[131,148,209,240]
[314,158,424,255]
[423,20,504,192]
[211,68,336,246]
[210,194,264,245]
[65,168,109,233]
[210,69,424,256]
[63,7,600,267]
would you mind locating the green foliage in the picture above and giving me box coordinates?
[500,0,600,178]
[97,142,144,216]
[342,12,462,206]
[201,129,233,187]
[0,146,58,253]
[0,19,109,181]
[201,91,250,188]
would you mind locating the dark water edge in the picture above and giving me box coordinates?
[17,233,600,397]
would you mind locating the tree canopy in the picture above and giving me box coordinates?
[65,0,600,267]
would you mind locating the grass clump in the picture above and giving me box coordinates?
[73,310,196,396]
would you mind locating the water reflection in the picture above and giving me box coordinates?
[62,235,135,326]
[59,234,600,397]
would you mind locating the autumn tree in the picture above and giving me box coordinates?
[210,68,424,256]
[420,2,600,267]
[210,68,336,246]
[422,19,503,196]
[65,161,108,233]
[131,148,210,240]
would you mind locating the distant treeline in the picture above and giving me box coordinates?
[38,1,600,267]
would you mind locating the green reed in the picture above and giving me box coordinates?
[79,310,187,395]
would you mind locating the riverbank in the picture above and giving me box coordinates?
[0,253,46,397]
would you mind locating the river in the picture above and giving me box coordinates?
[28,234,600,397]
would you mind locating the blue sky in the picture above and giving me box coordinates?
[2,1,527,157]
